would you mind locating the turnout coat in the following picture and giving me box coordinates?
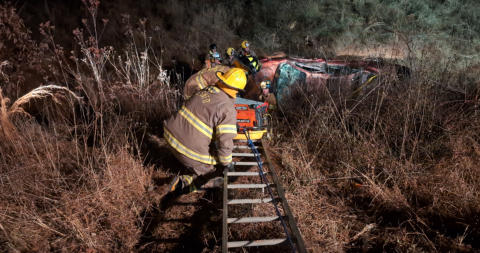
[164,85,237,170]
[183,65,231,99]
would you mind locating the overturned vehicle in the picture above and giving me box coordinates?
[184,55,410,139]
[244,56,410,106]
[234,55,410,139]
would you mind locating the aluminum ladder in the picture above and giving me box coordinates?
[222,139,306,252]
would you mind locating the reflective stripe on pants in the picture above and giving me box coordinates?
[167,145,215,176]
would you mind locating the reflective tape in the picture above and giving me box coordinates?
[216,124,237,135]
[196,75,208,89]
[164,128,217,165]
[208,86,220,93]
[179,106,213,138]
[218,154,233,164]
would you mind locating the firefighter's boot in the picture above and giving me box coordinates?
[202,177,224,189]
[169,175,198,194]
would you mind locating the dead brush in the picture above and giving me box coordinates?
[8,84,84,124]
[0,4,59,99]
[57,148,154,250]
[0,88,16,143]
[0,2,180,252]
[271,52,480,251]
[0,84,160,250]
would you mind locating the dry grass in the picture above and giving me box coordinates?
[272,53,480,251]
[0,115,154,251]
[8,85,83,123]
[0,3,181,252]
[0,88,16,143]
[0,86,177,252]
[2,1,480,252]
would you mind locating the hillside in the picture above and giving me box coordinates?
[1,0,480,252]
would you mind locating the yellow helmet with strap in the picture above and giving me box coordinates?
[216,68,247,91]
[241,40,249,49]
[226,47,235,56]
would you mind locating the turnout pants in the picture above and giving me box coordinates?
[168,146,215,176]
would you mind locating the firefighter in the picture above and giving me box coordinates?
[258,80,271,101]
[239,40,256,57]
[205,43,221,69]
[164,68,247,193]
[183,65,231,99]
[237,40,261,75]
[223,47,237,66]
[258,80,276,109]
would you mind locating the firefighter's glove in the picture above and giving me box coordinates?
[225,162,235,172]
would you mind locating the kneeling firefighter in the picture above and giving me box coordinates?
[164,68,247,193]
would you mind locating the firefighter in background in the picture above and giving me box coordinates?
[183,65,231,99]
[164,68,247,193]
[239,40,256,57]
[205,43,221,69]
[223,47,237,66]
[258,80,276,109]
[236,40,261,75]
[258,80,271,101]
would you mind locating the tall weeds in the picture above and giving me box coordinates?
[2,0,480,251]
[274,54,480,251]
[0,88,16,143]
[0,2,179,251]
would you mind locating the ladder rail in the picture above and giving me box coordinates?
[261,139,307,253]
[222,168,228,252]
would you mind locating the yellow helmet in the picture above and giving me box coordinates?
[241,40,249,49]
[226,47,235,56]
[260,80,271,89]
[216,68,247,91]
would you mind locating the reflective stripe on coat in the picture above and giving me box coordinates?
[165,86,237,166]
[183,65,231,99]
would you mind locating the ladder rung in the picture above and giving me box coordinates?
[235,161,262,166]
[227,216,281,223]
[234,145,261,149]
[232,152,258,157]
[235,139,260,143]
[227,238,287,248]
[227,183,270,189]
[228,198,273,204]
[227,171,267,176]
